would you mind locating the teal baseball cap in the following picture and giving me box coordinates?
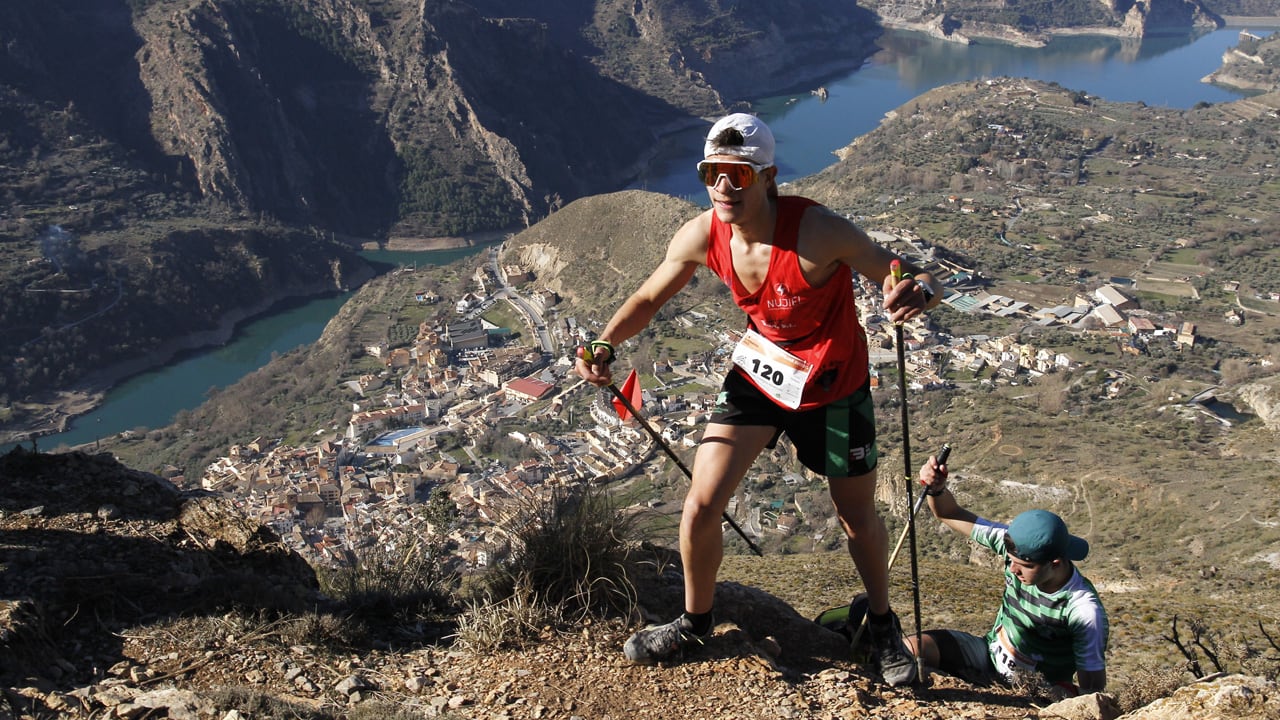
[1006,509,1089,563]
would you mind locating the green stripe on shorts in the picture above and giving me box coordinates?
[825,396,851,476]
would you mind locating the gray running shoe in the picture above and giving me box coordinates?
[867,610,917,686]
[622,615,709,664]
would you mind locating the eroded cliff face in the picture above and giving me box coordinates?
[114,0,663,238]
[1118,0,1224,36]
[868,0,1222,46]
[126,0,881,240]
[135,0,409,237]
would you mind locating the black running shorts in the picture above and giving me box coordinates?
[710,369,879,478]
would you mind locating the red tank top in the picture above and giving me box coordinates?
[705,196,869,410]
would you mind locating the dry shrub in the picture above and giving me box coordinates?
[452,580,563,652]
[1116,664,1187,713]
[277,609,368,649]
[458,484,642,649]
[317,533,460,641]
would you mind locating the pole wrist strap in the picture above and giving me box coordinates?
[585,340,615,364]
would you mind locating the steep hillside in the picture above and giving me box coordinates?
[3,448,1278,719]
[125,0,672,238]
[0,0,882,241]
[505,190,703,312]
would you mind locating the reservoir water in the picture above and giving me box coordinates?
[24,246,489,452]
[631,26,1271,200]
[23,25,1273,452]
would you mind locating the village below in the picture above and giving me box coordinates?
[188,222,1256,577]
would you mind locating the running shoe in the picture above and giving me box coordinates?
[622,614,710,664]
[867,610,917,686]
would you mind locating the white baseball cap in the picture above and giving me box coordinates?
[703,113,775,166]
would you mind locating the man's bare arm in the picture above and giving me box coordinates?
[597,213,709,347]
[575,213,710,386]
[802,207,942,318]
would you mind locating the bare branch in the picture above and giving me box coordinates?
[1260,621,1280,654]
[1162,615,1204,677]
[1188,618,1225,674]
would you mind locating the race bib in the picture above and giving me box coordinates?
[731,330,813,409]
[990,627,1037,679]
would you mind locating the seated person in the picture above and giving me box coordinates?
[909,452,1108,695]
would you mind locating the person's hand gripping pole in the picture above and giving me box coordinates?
[883,258,931,325]
[576,340,616,386]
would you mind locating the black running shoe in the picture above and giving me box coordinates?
[867,610,917,687]
[622,614,709,664]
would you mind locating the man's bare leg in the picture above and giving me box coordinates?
[621,423,772,664]
[829,470,890,613]
[681,423,775,614]
[829,469,917,686]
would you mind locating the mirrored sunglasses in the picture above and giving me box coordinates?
[696,160,768,190]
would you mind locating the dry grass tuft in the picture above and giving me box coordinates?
[1115,664,1189,713]
[456,484,642,649]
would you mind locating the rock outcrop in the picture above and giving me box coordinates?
[1114,674,1280,719]
[1118,0,1224,37]
[0,447,321,687]
[1235,375,1280,431]
[1202,30,1280,92]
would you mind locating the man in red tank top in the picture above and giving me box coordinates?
[575,113,942,686]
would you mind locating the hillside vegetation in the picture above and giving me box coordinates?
[793,79,1280,338]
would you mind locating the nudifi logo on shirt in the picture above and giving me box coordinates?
[766,283,804,310]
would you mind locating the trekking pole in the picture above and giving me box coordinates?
[580,343,762,556]
[850,443,949,651]
[891,259,926,684]
[887,444,950,572]
[604,381,764,557]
